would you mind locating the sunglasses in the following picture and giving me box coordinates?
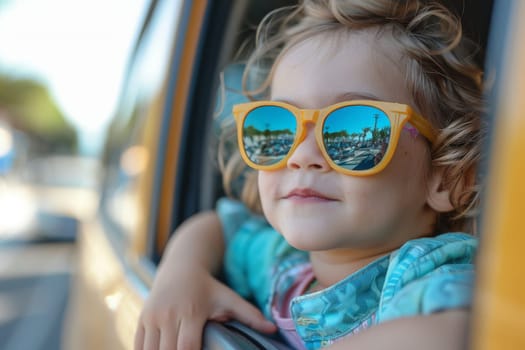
[232,100,437,176]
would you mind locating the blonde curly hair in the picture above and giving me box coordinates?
[218,0,485,234]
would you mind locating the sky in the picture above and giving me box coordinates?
[0,0,149,155]
[244,105,390,135]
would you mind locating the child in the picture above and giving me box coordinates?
[135,0,484,349]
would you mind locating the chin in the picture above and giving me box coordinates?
[278,221,336,251]
[284,237,319,251]
[285,236,339,252]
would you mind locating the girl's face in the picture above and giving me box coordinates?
[259,30,441,254]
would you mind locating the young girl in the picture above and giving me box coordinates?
[135,0,484,349]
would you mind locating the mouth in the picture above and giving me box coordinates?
[283,188,336,202]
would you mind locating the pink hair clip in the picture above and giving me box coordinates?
[403,123,420,139]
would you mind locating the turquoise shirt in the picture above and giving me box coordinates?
[218,198,478,349]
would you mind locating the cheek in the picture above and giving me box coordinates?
[341,137,430,206]
[257,171,268,195]
[257,171,275,207]
[257,171,284,231]
[386,136,431,193]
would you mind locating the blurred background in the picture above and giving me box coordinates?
[0,0,148,348]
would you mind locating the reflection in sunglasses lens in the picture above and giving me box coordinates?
[243,106,296,165]
[322,106,391,171]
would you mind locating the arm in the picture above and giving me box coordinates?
[158,211,225,278]
[134,211,275,350]
[327,309,469,350]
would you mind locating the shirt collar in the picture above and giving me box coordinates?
[289,255,390,341]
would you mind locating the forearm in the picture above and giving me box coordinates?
[327,309,469,350]
[157,211,225,277]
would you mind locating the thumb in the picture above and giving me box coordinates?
[214,287,277,334]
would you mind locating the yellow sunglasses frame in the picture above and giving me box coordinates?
[232,100,437,176]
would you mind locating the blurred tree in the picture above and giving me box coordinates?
[0,74,78,154]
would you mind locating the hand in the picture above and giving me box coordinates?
[134,266,276,350]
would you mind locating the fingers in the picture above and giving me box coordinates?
[137,308,207,350]
[134,323,145,350]
[158,320,180,350]
[135,276,275,350]
[143,326,160,350]
[175,318,207,350]
[136,313,179,350]
[213,288,277,334]
[230,301,277,334]
[136,301,274,350]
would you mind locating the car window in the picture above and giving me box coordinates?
[157,0,297,259]
[100,0,184,249]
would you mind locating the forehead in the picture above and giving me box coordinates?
[271,29,414,108]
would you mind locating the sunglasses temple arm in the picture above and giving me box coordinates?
[409,113,437,143]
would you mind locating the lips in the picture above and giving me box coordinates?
[284,188,335,201]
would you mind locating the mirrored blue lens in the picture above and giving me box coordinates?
[322,105,391,171]
[242,106,297,166]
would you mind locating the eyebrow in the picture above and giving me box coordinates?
[333,92,381,103]
[271,92,383,108]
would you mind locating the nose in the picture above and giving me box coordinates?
[287,124,331,172]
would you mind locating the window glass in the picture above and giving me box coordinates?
[0,1,148,239]
[101,0,183,243]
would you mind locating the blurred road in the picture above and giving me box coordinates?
[0,156,98,349]
[0,240,76,350]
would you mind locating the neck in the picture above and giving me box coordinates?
[308,246,394,289]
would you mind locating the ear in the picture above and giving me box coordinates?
[426,168,454,212]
